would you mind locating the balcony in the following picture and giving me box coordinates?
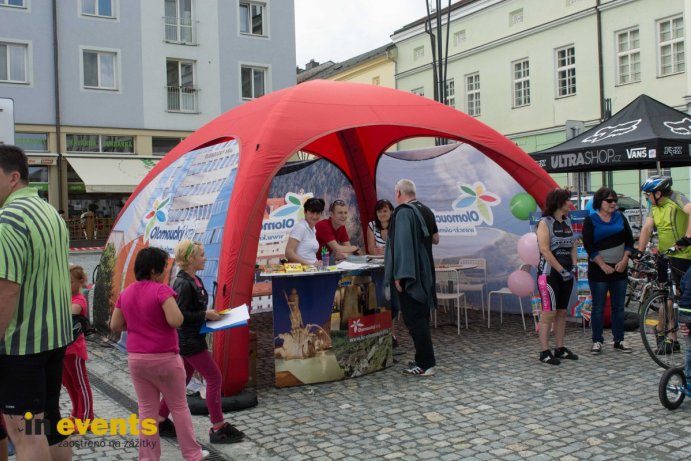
[163,16,197,45]
[166,86,199,113]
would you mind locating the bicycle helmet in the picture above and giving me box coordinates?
[641,175,672,194]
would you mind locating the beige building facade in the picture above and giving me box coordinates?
[391,0,691,197]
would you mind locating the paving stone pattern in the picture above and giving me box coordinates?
[47,251,691,461]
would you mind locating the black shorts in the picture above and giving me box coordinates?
[659,257,691,287]
[537,272,574,311]
[0,346,68,445]
[0,411,6,440]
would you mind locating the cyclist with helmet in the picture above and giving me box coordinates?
[638,175,691,353]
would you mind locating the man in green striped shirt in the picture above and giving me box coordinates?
[0,146,72,460]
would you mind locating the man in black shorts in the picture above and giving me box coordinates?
[0,146,72,460]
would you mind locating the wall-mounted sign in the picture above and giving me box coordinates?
[0,98,15,146]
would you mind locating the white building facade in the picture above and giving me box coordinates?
[392,0,691,197]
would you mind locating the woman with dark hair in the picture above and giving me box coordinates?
[111,247,206,461]
[536,188,579,365]
[367,199,394,255]
[285,197,325,266]
[582,187,634,354]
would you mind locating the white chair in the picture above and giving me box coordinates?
[434,267,467,334]
[457,258,487,317]
[488,264,530,330]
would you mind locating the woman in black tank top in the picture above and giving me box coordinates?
[536,188,579,366]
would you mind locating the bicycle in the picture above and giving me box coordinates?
[658,367,689,410]
[625,250,658,307]
[639,248,688,369]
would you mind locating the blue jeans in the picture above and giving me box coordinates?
[589,278,627,343]
[686,335,691,381]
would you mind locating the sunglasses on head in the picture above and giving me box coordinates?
[603,198,618,204]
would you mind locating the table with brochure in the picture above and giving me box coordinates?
[260,257,393,388]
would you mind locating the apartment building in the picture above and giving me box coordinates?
[0,0,295,221]
[391,0,691,197]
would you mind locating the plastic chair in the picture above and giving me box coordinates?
[457,258,487,317]
[434,267,467,334]
[488,264,530,330]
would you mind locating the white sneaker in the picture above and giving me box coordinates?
[201,449,210,460]
[591,342,602,354]
[402,364,435,376]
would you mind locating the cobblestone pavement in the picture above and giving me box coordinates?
[32,252,690,460]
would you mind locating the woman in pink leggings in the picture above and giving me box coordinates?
[111,247,206,461]
[157,240,245,444]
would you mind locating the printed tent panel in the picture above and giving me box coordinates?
[98,80,557,395]
[533,94,691,173]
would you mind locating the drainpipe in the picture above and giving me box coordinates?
[52,0,64,209]
[596,0,605,120]
[595,0,612,186]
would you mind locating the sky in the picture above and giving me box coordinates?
[294,0,427,68]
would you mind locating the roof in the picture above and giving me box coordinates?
[297,44,394,83]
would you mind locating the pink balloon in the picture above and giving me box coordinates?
[517,232,540,267]
[508,270,534,297]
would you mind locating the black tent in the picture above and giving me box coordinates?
[532,95,691,173]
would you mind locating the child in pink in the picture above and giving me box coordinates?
[111,247,205,461]
[62,265,94,422]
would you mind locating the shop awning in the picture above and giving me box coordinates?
[65,156,159,193]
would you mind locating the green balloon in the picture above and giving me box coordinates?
[510,192,537,221]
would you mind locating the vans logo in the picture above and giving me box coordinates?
[626,147,648,159]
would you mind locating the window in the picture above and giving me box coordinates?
[15,132,48,152]
[509,9,523,26]
[411,87,424,97]
[0,42,27,83]
[513,59,530,107]
[465,73,480,116]
[371,76,380,86]
[152,137,183,155]
[646,168,671,178]
[83,50,116,89]
[166,59,197,112]
[555,45,576,97]
[413,46,424,61]
[241,65,266,99]
[66,134,134,153]
[239,1,265,36]
[444,79,455,108]
[81,0,114,18]
[658,16,685,76]
[616,28,640,84]
[453,30,466,47]
[164,0,194,44]
[0,0,25,7]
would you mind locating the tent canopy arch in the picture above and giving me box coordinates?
[110,80,557,394]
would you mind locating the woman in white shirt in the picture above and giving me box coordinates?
[285,197,325,266]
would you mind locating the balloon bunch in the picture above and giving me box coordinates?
[508,232,539,297]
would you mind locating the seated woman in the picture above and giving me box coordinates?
[285,197,325,266]
[367,199,394,255]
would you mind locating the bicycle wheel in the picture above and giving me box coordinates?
[639,291,686,369]
[658,367,687,410]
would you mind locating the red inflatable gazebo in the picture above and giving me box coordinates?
[120,80,557,394]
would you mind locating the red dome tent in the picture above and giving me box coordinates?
[120,80,557,394]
